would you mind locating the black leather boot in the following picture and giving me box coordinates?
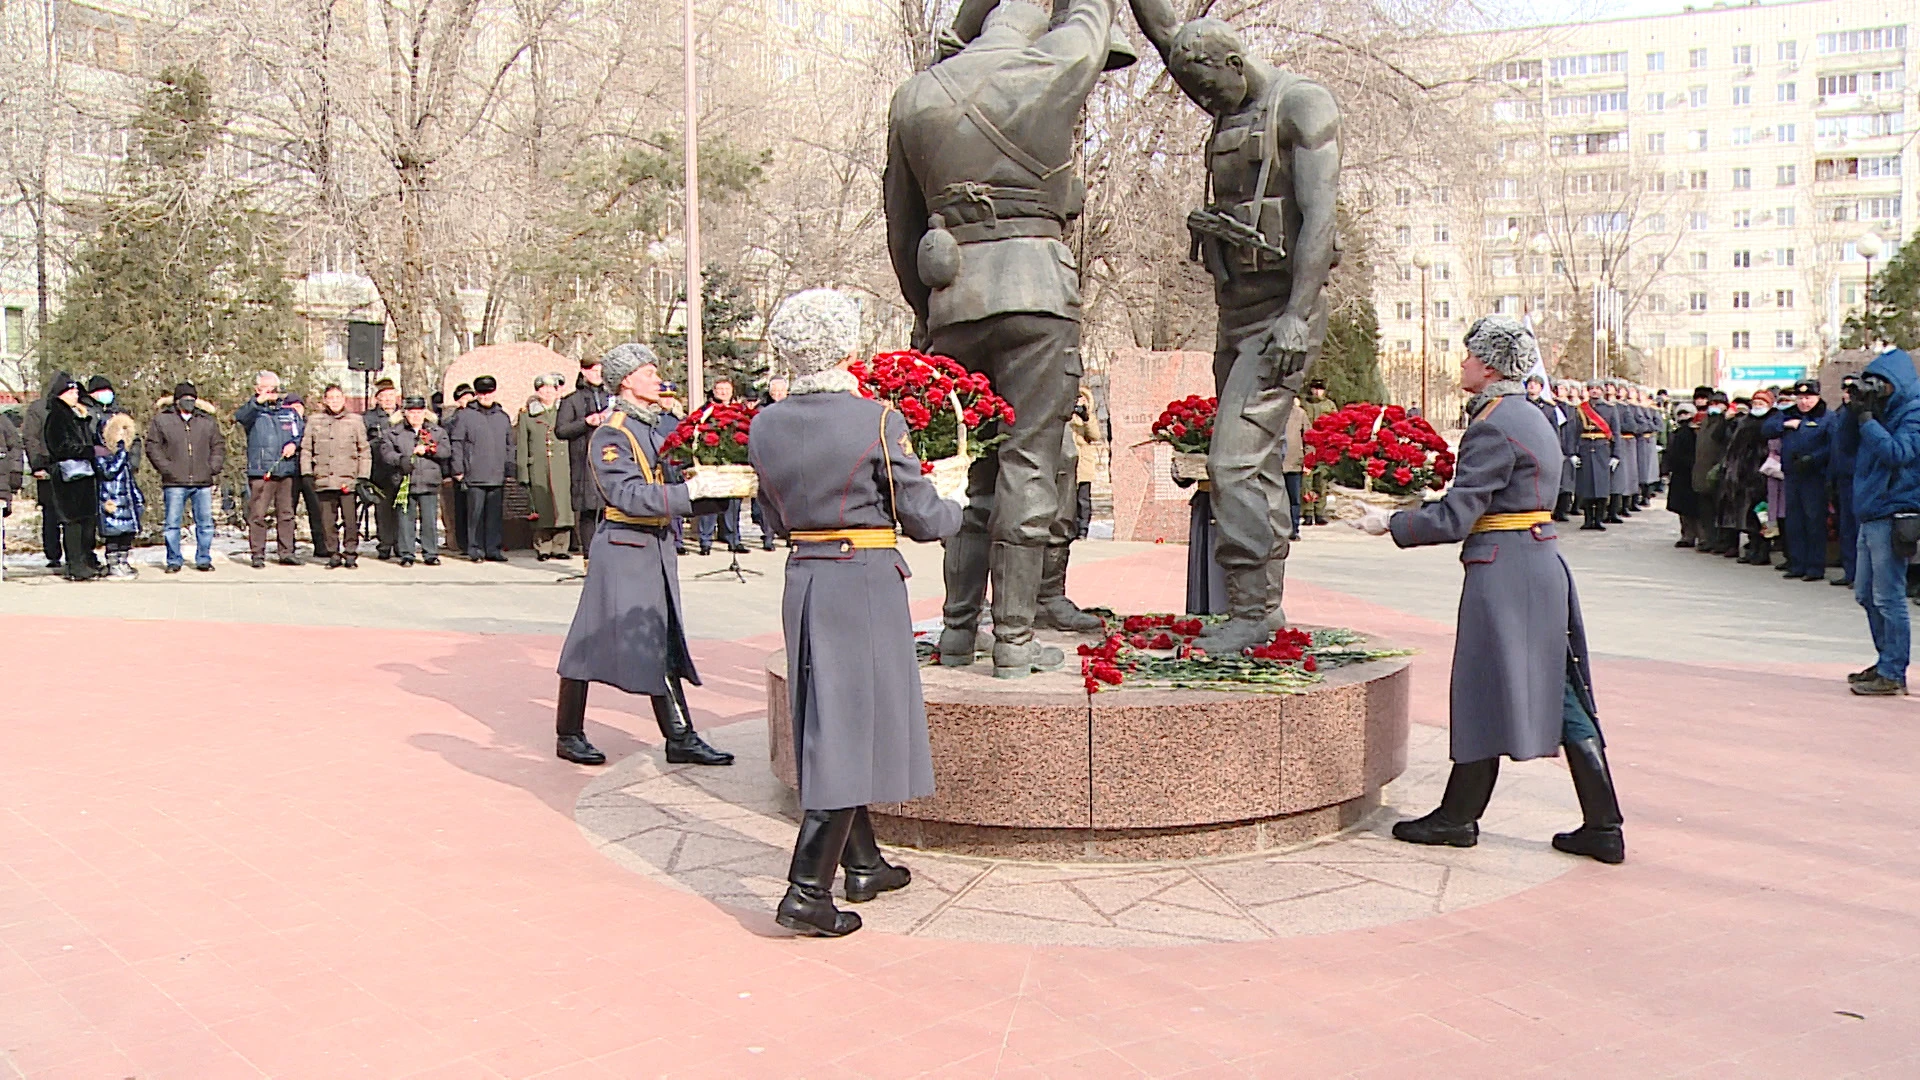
[1392,758,1499,847]
[1603,495,1623,524]
[554,679,606,765]
[776,809,861,937]
[1551,492,1571,523]
[652,686,734,766]
[1553,738,1625,864]
[840,807,911,902]
[1580,502,1604,531]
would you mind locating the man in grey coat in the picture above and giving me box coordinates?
[750,289,964,937]
[1354,316,1625,865]
[450,375,516,561]
[552,344,735,769]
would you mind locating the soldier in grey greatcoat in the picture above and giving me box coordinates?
[1354,316,1625,866]
[1573,381,1619,530]
[885,0,1121,677]
[551,343,735,769]
[749,290,964,938]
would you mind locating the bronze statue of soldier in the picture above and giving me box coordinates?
[1130,0,1342,654]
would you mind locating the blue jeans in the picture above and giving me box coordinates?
[163,486,216,569]
[1855,517,1909,682]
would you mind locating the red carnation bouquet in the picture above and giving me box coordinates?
[1301,402,1454,496]
[1151,395,1217,481]
[660,401,759,497]
[848,350,1013,497]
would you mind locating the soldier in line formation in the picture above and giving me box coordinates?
[1527,377,1668,532]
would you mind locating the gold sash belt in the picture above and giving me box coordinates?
[605,509,669,526]
[1471,511,1553,534]
[788,528,898,549]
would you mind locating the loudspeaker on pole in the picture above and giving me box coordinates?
[346,321,386,373]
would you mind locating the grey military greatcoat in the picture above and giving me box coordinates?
[1608,402,1639,496]
[1389,393,1595,764]
[750,390,963,811]
[556,405,699,695]
[1572,400,1616,502]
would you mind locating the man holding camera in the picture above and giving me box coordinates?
[1837,348,1920,697]
[234,371,305,568]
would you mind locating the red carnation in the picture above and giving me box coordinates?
[1365,459,1387,478]
[1392,466,1413,485]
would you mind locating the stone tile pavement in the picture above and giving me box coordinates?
[1,505,1916,1077]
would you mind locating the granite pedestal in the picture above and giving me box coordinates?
[765,634,1412,861]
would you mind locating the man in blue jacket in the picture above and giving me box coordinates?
[1762,378,1833,582]
[1828,375,1861,588]
[233,370,305,568]
[1844,349,1920,697]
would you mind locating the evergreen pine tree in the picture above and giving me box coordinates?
[653,265,764,394]
[42,67,306,413]
[1313,299,1388,405]
[1841,229,1919,352]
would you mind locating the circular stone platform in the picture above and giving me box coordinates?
[573,719,1579,946]
[764,633,1413,860]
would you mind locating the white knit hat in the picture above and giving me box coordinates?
[768,289,863,379]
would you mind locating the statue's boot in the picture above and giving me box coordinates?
[938,527,991,665]
[1190,564,1285,656]
[1552,738,1625,864]
[990,542,1064,678]
[1392,758,1499,848]
[840,807,911,902]
[1035,545,1105,633]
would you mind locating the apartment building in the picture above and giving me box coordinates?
[1376,0,1915,389]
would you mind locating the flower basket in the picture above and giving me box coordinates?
[1324,483,1423,522]
[1151,396,1216,456]
[1170,451,1210,482]
[660,401,757,471]
[1302,402,1455,505]
[850,350,1014,480]
[685,462,758,500]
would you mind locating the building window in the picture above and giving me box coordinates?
[1777,82,1796,102]
[1395,301,1414,320]
[1776,289,1795,307]
[1436,337,1451,352]
[1732,209,1752,229]
[1816,27,1906,56]
[1819,73,1859,97]
[1397,265,1414,283]
[1732,85,1751,106]
[3,307,23,354]
[1732,250,1752,268]
[1691,130,1709,151]
[1432,186,1451,206]
[1548,52,1628,78]
[1775,330,1795,349]
[1690,292,1709,311]
[1731,45,1752,65]
[1433,223,1451,243]
[1645,132,1665,153]
[1689,212,1709,231]
[1776,207,1796,227]
[1775,248,1795,266]
[1689,86,1708,107]
[1689,170,1709,190]
[775,0,800,27]
[1732,127,1752,145]
[1861,196,1902,220]
[1690,48,1708,69]
[1434,262,1453,281]
[1776,164,1796,186]
[1778,123,1797,143]
[1648,333,1667,349]
[1691,333,1710,347]
[1732,168,1752,189]
[1692,251,1709,270]
[1778,41,1797,62]
[1395,225,1412,245]
[1395,339,1413,353]
[1732,331,1751,349]
[1434,300,1451,320]
[1647,51,1665,71]
[1395,186,1412,206]
[1870,69,1905,92]
[1647,213,1667,231]
[1732,291,1751,308]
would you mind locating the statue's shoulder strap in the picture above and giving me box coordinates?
[928,60,1069,182]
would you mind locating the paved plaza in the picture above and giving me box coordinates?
[2,509,1917,1077]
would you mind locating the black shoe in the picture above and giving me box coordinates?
[1553,738,1625,865]
[840,808,910,903]
[399,557,415,567]
[376,549,392,561]
[728,543,750,554]
[676,546,688,556]
[195,563,214,572]
[653,688,734,766]
[762,542,776,551]
[1674,539,1694,548]
[1848,665,1881,684]
[344,555,359,569]
[165,564,183,574]
[549,552,570,561]
[776,809,861,938]
[1833,577,1854,587]
[279,556,302,567]
[485,553,508,562]
[698,544,712,556]
[469,554,484,563]
[556,733,606,765]
[45,558,62,570]
[327,554,344,569]
[536,552,550,561]
[423,556,441,566]
[1802,574,1825,583]
[1851,674,1908,697]
[251,555,266,569]
[1393,758,1499,848]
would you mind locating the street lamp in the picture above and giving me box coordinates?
[1411,251,1433,416]
[1858,231,1884,349]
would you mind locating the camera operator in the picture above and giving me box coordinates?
[1839,349,1920,697]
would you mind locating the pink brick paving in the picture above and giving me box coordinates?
[2,545,1917,1078]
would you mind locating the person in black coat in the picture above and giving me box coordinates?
[23,369,72,568]
[449,375,516,561]
[553,360,612,554]
[1665,405,1700,546]
[42,376,101,581]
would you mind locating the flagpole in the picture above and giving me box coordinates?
[683,0,703,403]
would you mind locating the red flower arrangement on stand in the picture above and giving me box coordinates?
[660,401,759,497]
[1301,402,1454,496]
[848,350,1014,495]
[1150,395,1217,480]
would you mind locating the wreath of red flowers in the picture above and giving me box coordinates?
[1301,402,1455,495]
[848,350,1014,474]
[659,401,756,466]
[1150,395,1217,455]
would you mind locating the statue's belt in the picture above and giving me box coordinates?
[928,184,1064,244]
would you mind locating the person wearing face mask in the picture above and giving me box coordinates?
[42,376,101,581]
[516,374,575,561]
[1720,390,1775,565]
[1351,316,1623,866]
[148,382,226,573]
[1692,392,1733,553]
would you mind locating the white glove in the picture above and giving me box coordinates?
[1608,458,1620,471]
[1349,507,1394,536]
[1569,454,1581,469]
[682,468,725,501]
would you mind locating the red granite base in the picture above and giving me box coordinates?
[764,637,1412,862]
